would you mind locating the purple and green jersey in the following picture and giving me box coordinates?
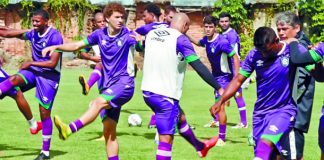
[24,27,63,74]
[135,22,169,36]
[222,28,240,56]
[199,35,236,78]
[84,26,136,90]
[314,42,324,60]
[240,42,307,115]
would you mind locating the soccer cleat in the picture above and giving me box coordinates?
[79,75,89,95]
[30,121,42,135]
[34,152,50,160]
[197,136,218,158]
[53,116,72,140]
[215,138,226,147]
[203,120,219,128]
[231,122,248,129]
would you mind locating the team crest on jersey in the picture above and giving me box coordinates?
[117,40,122,47]
[102,40,107,45]
[211,47,215,53]
[281,56,289,67]
[42,42,46,47]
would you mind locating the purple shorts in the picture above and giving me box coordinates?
[0,68,18,99]
[18,69,60,110]
[253,109,295,153]
[99,80,134,122]
[214,76,242,99]
[319,106,324,153]
[143,91,180,135]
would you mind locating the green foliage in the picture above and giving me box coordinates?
[46,0,97,39]
[0,0,9,7]
[298,0,324,43]
[20,0,34,28]
[212,0,254,59]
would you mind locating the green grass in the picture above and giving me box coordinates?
[0,69,323,160]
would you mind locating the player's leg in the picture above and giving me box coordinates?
[280,128,304,160]
[233,89,248,128]
[103,118,119,160]
[148,113,157,128]
[255,111,294,159]
[0,72,25,96]
[143,91,177,160]
[54,82,134,140]
[79,62,103,95]
[11,90,42,134]
[178,107,217,157]
[217,103,227,146]
[34,74,60,160]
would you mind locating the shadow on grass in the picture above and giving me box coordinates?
[0,144,67,159]
[85,131,156,141]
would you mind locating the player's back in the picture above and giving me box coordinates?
[141,27,186,100]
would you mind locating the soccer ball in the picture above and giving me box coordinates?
[128,114,142,127]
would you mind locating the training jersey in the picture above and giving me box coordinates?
[24,27,63,73]
[141,28,197,100]
[222,28,240,55]
[199,35,236,78]
[85,27,136,89]
[240,42,307,115]
[135,22,169,36]
[314,42,324,58]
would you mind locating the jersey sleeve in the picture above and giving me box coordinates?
[239,49,255,78]
[48,32,63,46]
[176,35,199,63]
[314,42,324,59]
[23,30,32,41]
[198,37,206,47]
[220,39,236,57]
[85,30,100,47]
[135,25,149,36]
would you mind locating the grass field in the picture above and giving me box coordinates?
[0,69,323,160]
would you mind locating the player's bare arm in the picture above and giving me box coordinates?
[42,40,86,57]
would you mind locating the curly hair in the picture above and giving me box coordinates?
[103,2,126,18]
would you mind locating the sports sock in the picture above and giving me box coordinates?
[108,155,119,160]
[42,117,52,156]
[235,96,247,126]
[69,119,84,133]
[255,140,272,160]
[178,120,204,151]
[156,142,172,160]
[219,124,226,141]
[28,117,37,129]
[0,79,13,96]
[88,68,102,88]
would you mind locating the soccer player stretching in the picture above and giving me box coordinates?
[0,28,42,135]
[187,15,241,146]
[140,13,221,159]
[210,27,308,160]
[42,3,136,160]
[0,10,63,160]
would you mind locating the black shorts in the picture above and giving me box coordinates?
[280,128,304,160]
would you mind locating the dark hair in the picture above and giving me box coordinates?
[33,9,49,21]
[144,3,161,18]
[203,15,217,26]
[219,12,231,20]
[103,2,126,18]
[164,5,177,15]
[254,27,277,50]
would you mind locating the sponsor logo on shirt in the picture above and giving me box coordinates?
[105,89,113,94]
[281,56,289,67]
[269,125,279,133]
[256,60,264,67]
[42,96,49,103]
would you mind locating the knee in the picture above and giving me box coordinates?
[9,75,23,86]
